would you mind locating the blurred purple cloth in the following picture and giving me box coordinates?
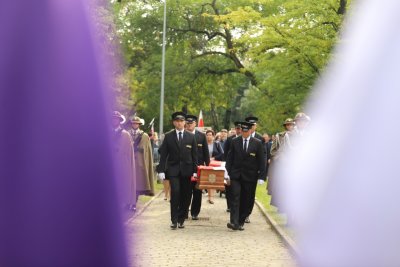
[275,0,400,266]
[0,1,128,266]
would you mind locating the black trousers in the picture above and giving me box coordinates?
[225,184,232,209]
[230,179,253,226]
[248,181,257,216]
[189,181,202,217]
[169,175,191,224]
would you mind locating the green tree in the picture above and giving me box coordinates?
[111,0,350,133]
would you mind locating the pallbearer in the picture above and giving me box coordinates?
[157,112,198,229]
[244,116,266,223]
[185,115,210,220]
[225,122,265,231]
[223,121,242,212]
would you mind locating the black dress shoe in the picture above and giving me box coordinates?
[245,216,250,223]
[178,222,185,228]
[227,222,239,230]
[191,215,199,220]
[238,224,245,231]
[170,223,177,230]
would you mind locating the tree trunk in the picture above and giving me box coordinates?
[337,0,347,15]
[210,101,219,131]
[224,108,231,130]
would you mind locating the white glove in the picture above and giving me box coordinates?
[193,173,197,178]
[158,173,165,180]
[258,179,265,185]
[224,177,231,186]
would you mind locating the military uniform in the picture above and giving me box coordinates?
[268,118,295,209]
[128,116,155,198]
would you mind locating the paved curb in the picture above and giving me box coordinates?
[125,190,163,225]
[255,199,300,256]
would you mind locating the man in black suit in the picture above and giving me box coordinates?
[222,121,242,212]
[225,122,266,231]
[244,116,266,223]
[157,112,198,229]
[185,114,210,220]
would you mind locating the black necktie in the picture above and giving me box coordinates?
[178,132,182,143]
[243,139,247,152]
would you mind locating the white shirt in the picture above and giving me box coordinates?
[208,143,214,157]
[242,137,250,151]
[175,129,184,140]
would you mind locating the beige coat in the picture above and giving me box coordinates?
[130,130,155,195]
[113,128,136,206]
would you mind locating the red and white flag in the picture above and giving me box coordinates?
[198,110,204,127]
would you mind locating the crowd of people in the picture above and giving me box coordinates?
[111,110,310,230]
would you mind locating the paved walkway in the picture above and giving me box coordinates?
[126,190,295,267]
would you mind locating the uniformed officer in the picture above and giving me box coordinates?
[225,121,266,231]
[245,116,265,143]
[244,116,266,223]
[268,118,295,210]
[185,114,210,220]
[223,121,242,212]
[157,112,198,229]
[294,112,311,136]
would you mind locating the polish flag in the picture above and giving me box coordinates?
[198,110,204,127]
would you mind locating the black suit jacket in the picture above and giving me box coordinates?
[211,141,224,161]
[223,135,238,161]
[157,129,198,177]
[194,130,210,166]
[254,132,267,161]
[226,136,266,182]
[265,141,272,161]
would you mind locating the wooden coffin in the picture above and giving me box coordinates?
[196,166,225,190]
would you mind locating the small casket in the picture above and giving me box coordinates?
[196,162,225,190]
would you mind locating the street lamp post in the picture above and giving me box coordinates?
[159,0,167,137]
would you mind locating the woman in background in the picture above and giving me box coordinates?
[205,130,224,204]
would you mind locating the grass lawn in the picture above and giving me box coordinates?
[255,183,295,239]
[136,180,164,209]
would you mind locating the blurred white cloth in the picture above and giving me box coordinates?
[275,0,400,266]
[158,173,165,180]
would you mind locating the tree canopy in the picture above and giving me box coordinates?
[111,0,349,133]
